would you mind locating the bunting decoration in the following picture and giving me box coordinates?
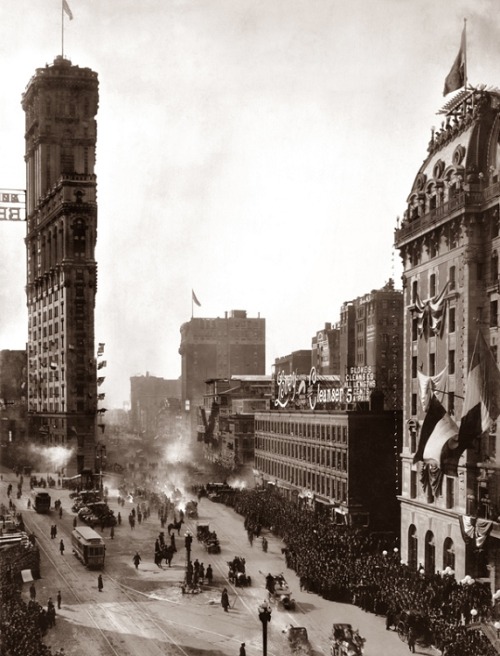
[414,394,459,495]
[417,367,448,411]
[414,282,449,339]
[97,343,105,356]
[97,377,105,386]
[459,515,493,548]
[97,360,107,369]
[98,393,106,401]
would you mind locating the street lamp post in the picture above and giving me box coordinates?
[258,601,271,656]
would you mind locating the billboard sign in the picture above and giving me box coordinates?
[273,366,376,410]
[0,189,26,221]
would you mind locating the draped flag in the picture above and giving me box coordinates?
[444,26,466,96]
[414,394,458,468]
[97,343,105,356]
[63,0,73,20]
[417,367,448,411]
[414,283,449,339]
[192,290,201,307]
[450,332,500,472]
[97,360,107,370]
[459,515,493,548]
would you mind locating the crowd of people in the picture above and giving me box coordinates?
[224,485,498,656]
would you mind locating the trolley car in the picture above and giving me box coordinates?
[31,489,51,513]
[71,526,106,569]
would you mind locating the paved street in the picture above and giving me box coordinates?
[1,468,437,656]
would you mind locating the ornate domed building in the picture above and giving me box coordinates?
[395,87,500,588]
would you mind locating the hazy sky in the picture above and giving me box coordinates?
[0,0,498,408]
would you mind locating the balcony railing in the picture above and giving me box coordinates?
[395,189,487,244]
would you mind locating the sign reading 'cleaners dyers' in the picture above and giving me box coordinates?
[0,190,26,221]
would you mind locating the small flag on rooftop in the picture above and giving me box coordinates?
[63,0,73,20]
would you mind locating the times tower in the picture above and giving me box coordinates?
[22,56,99,475]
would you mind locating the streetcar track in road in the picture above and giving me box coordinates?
[25,507,241,655]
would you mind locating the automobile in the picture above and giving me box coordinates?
[286,626,312,655]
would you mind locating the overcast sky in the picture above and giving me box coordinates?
[0,0,498,408]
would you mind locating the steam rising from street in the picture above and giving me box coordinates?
[29,445,74,474]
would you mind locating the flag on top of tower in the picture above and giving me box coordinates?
[63,0,73,20]
[192,290,201,307]
[443,24,466,96]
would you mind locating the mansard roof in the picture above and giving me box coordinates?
[407,87,500,202]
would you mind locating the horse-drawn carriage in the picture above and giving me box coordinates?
[196,522,221,553]
[396,609,433,648]
[228,556,251,587]
[330,623,365,656]
[265,573,296,610]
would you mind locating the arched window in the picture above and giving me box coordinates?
[443,537,455,571]
[425,530,435,576]
[408,525,418,570]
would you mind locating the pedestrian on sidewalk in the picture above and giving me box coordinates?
[57,590,61,609]
[239,643,246,656]
[110,525,114,539]
[59,539,65,555]
[29,582,36,600]
[98,574,103,592]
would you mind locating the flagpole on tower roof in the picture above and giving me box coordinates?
[463,18,468,91]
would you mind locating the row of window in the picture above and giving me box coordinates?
[255,455,347,502]
[255,419,348,443]
[255,436,348,471]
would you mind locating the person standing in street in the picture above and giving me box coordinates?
[29,582,36,600]
[239,643,246,656]
[133,552,141,569]
[110,525,114,539]
[98,574,103,592]
[59,539,65,555]
[57,590,61,609]
[221,587,230,612]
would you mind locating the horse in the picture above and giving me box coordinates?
[167,519,184,535]
[155,545,175,567]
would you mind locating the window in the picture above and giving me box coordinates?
[412,280,418,304]
[449,265,456,290]
[429,273,436,298]
[410,470,417,499]
[412,356,418,379]
[411,393,417,416]
[492,253,499,281]
[449,307,456,333]
[429,353,436,376]
[491,300,498,327]
[446,477,455,509]
[449,349,455,375]
[412,317,418,341]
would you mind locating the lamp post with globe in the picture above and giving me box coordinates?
[258,601,272,656]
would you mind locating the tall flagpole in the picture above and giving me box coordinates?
[463,18,468,91]
[61,1,65,58]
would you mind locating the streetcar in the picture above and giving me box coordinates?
[71,526,106,569]
[31,489,51,513]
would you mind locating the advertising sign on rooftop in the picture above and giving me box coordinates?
[273,366,376,410]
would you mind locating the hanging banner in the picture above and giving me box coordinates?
[0,189,26,221]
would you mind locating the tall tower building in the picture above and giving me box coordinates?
[22,56,99,476]
[395,88,500,584]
